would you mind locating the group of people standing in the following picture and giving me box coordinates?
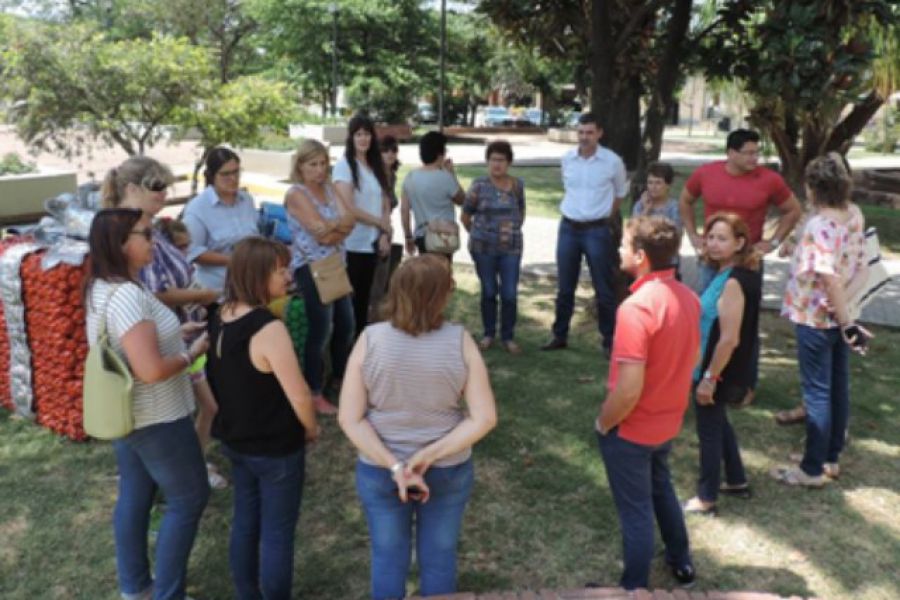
[80,110,872,599]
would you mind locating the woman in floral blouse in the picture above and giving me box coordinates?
[461,140,525,354]
[775,153,870,487]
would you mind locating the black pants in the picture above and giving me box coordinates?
[346,251,379,338]
[694,392,747,502]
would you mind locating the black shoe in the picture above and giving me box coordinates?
[671,563,696,588]
[719,484,752,499]
[540,337,568,351]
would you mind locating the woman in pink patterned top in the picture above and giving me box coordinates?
[775,153,870,487]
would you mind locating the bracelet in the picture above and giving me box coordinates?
[769,237,782,249]
[702,370,722,383]
[389,461,406,477]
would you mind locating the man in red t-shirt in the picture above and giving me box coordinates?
[595,216,701,591]
[679,129,801,262]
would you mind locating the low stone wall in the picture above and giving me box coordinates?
[239,149,293,180]
[547,128,578,143]
[0,169,77,223]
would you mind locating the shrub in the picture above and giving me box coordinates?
[0,153,37,176]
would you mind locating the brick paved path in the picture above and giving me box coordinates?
[409,589,819,599]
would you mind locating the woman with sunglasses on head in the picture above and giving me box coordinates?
[182,147,261,293]
[104,157,228,490]
[333,115,393,338]
[85,207,211,600]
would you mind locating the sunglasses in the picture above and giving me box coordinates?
[129,228,153,242]
[143,179,169,193]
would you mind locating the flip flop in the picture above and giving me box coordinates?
[770,465,828,488]
[774,406,806,425]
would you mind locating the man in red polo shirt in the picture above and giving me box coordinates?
[595,216,701,591]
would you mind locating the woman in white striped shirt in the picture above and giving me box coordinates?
[85,208,210,600]
[339,254,497,599]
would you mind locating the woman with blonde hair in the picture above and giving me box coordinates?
[104,156,227,489]
[683,212,761,515]
[339,255,497,599]
[285,138,356,414]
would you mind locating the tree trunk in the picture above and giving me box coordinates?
[634,0,692,199]
[826,90,885,154]
[590,0,642,170]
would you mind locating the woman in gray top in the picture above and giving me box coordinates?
[338,255,497,600]
[400,131,465,259]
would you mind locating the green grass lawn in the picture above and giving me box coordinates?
[2,270,899,599]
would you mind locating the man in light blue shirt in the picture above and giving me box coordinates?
[542,113,627,356]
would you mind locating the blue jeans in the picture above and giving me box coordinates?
[472,252,521,342]
[699,260,763,389]
[795,324,850,476]
[552,220,616,348]
[694,392,747,502]
[222,446,305,600]
[295,264,355,394]
[598,429,691,590]
[355,459,474,600]
[112,417,210,600]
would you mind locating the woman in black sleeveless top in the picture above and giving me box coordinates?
[684,213,761,515]
[206,237,319,599]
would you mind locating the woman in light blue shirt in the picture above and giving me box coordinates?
[183,147,260,292]
[333,115,392,338]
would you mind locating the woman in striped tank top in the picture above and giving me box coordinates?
[339,255,498,600]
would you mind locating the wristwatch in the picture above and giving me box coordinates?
[769,236,782,249]
[390,461,406,477]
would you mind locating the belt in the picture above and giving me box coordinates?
[562,216,609,229]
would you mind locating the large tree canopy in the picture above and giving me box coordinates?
[700,0,898,191]
[1,22,212,156]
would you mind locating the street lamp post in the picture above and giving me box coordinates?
[329,3,339,120]
[438,0,446,132]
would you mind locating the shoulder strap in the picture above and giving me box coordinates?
[97,283,126,341]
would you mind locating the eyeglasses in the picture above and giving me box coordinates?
[129,228,153,242]
[217,168,241,178]
[141,178,169,193]
[735,149,760,157]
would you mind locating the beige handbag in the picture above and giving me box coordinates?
[308,251,353,304]
[82,285,135,440]
[424,220,461,254]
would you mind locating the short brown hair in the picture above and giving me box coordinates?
[805,152,851,208]
[646,161,674,184]
[223,237,290,307]
[701,212,760,271]
[485,140,513,163]
[381,255,453,336]
[625,216,680,271]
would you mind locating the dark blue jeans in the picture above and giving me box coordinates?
[598,429,692,590]
[552,219,616,349]
[472,252,522,342]
[222,445,305,600]
[355,459,474,600]
[698,260,763,389]
[795,324,850,476]
[112,417,210,600]
[295,264,355,394]
[694,392,747,502]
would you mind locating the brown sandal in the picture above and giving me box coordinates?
[775,405,806,426]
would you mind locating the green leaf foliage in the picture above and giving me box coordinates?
[0,20,213,156]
